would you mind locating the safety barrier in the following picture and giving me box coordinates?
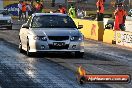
[116,31,132,48]
[103,20,132,45]
[103,29,115,44]
[73,19,104,41]
[73,19,115,45]
[125,21,132,32]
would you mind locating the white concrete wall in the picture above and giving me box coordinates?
[0,0,3,9]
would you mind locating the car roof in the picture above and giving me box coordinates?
[32,13,68,17]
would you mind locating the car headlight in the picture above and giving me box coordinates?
[33,36,47,41]
[70,36,83,41]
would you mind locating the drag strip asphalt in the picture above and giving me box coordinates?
[0,29,132,88]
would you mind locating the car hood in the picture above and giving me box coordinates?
[31,28,80,36]
[0,15,11,20]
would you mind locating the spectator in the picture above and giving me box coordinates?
[30,2,36,15]
[26,3,32,16]
[77,8,84,19]
[35,1,43,13]
[29,2,36,14]
[68,4,76,18]
[22,1,27,21]
[58,4,66,14]
[96,0,105,21]
[18,1,22,21]
[114,3,127,31]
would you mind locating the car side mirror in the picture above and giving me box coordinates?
[22,23,29,29]
[78,25,83,29]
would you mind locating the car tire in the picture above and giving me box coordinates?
[75,52,84,58]
[7,26,12,30]
[19,39,24,53]
[27,41,32,57]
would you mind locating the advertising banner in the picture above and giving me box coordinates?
[116,31,132,48]
[125,21,132,32]
[3,1,18,16]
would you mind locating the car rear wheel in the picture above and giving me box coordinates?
[75,52,84,58]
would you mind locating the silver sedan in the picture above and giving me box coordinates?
[0,9,13,30]
[19,13,84,57]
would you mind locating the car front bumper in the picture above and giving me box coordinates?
[28,40,84,53]
[0,24,12,28]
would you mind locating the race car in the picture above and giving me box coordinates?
[19,13,84,57]
[0,9,13,30]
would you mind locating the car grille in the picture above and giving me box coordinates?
[48,36,69,41]
[0,20,7,25]
[49,44,69,49]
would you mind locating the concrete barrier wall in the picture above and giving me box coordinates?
[125,21,132,32]
[73,19,115,45]
[116,31,132,48]
[103,29,115,44]
[73,19,104,41]
[73,18,132,48]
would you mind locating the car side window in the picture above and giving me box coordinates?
[31,16,77,28]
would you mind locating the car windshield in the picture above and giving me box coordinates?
[0,10,9,15]
[31,15,77,28]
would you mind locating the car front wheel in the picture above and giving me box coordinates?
[19,39,24,53]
